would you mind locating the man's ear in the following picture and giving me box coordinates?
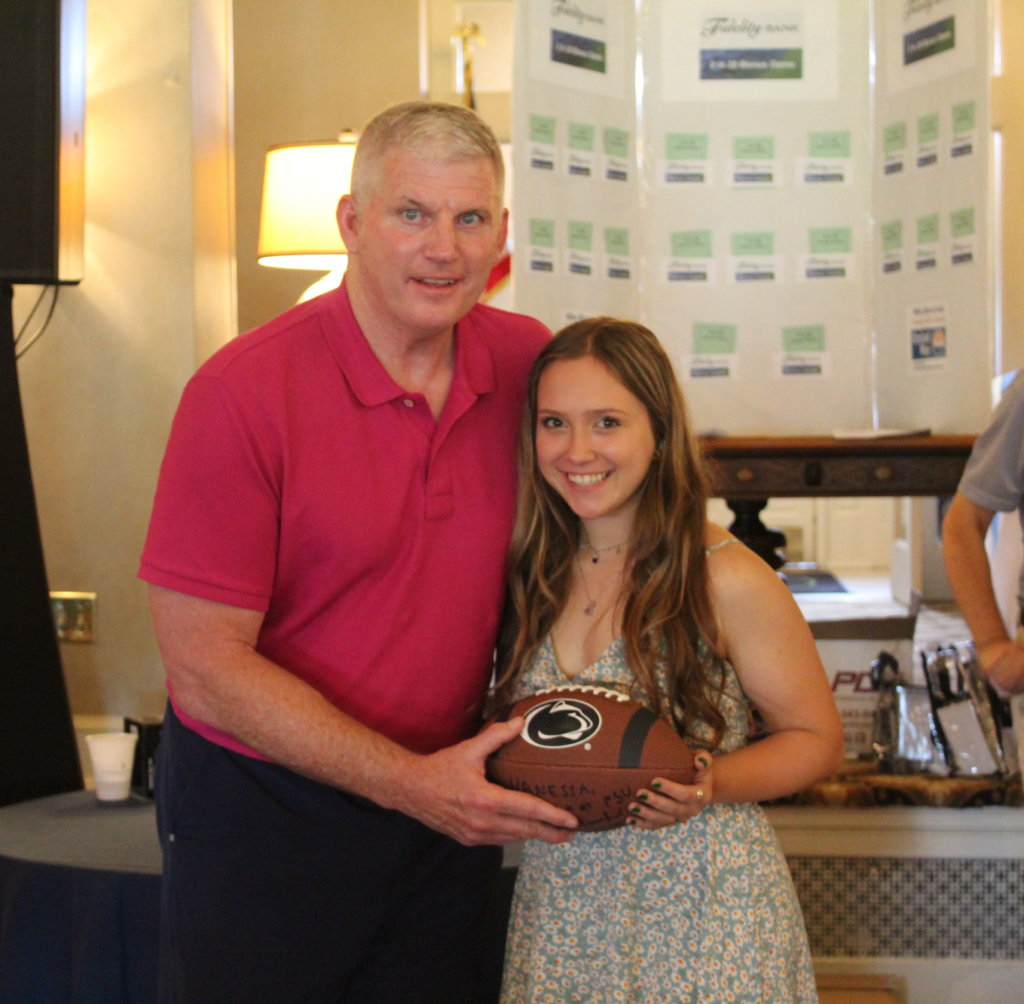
[496,207,509,254]
[336,193,358,253]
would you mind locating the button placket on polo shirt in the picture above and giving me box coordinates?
[397,393,455,521]
[426,375,483,522]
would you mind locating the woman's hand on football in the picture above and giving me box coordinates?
[628,752,712,830]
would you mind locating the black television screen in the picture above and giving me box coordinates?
[0,0,85,284]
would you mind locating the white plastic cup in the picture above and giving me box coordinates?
[85,732,138,801]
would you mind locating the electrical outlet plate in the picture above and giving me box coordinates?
[50,591,96,642]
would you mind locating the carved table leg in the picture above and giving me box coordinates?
[724,498,787,571]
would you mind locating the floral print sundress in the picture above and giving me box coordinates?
[499,628,817,1004]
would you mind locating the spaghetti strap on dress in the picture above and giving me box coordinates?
[706,537,743,556]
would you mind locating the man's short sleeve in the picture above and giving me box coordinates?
[139,375,280,611]
[959,376,1024,515]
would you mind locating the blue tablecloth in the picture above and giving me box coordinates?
[0,790,520,1003]
[0,791,161,1004]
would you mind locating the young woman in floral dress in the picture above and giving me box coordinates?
[496,317,844,1004]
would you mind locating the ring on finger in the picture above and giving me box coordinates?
[695,787,705,804]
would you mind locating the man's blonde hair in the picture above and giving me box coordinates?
[352,101,504,202]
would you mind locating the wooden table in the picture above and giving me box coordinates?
[701,434,976,498]
[699,435,976,566]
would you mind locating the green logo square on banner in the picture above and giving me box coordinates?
[884,122,907,153]
[783,325,826,353]
[917,213,940,245]
[808,131,851,159]
[733,136,774,160]
[881,220,903,251]
[604,228,629,256]
[666,133,708,160]
[953,101,976,133]
[530,115,556,145]
[671,231,712,258]
[809,227,852,254]
[568,122,595,151]
[731,231,774,256]
[693,323,736,355]
[603,128,629,158]
[950,207,975,238]
[918,113,940,144]
[529,218,555,248]
[568,220,593,251]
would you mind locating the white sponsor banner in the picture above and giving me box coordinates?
[728,255,781,283]
[683,354,738,380]
[603,253,634,280]
[950,238,976,267]
[883,0,976,94]
[662,258,718,284]
[796,158,851,185]
[563,147,596,179]
[528,245,557,274]
[915,244,939,272]
[881,249,904,275]
[727,159,780,187]
[776,351,830,378]
[527,0,628,97]
[661,1,839,103]
[950,129,976,160]
[601,153,631,182]
[659,159,713,185]
[563,248,596,277]
[796,255,853,281]
[527,141,558,172]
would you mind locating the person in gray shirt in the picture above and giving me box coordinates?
[944,373,1024,694]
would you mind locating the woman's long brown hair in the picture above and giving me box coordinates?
[495,318,727,749]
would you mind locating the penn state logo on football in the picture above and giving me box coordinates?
[521,698,602,749]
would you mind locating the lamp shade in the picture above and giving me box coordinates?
[257,135,356,270]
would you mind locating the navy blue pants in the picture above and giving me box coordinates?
[156,705,502,1004]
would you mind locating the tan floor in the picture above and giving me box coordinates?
[817,973,906,1004]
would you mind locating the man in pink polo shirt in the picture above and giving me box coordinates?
[139,102,575,1004]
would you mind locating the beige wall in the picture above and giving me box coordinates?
[26,0,1005,726]
[14,0,202,719]
[426,0,511,143]
[996,0,1024,374]
[233,0,420,333]
[13,0,427,721]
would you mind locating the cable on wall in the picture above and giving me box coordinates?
[14,286,59,358]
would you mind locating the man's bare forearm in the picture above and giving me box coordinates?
[148,584,578,844]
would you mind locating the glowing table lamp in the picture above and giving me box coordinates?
[257,133,357,302]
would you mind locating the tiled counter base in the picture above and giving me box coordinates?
[767,804,1024,1003]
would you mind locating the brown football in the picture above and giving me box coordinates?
[486,685,697,832]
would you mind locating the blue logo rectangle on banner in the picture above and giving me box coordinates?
[904,17,955,65]
[551,29,606,73]
[700,48,802,79]
[912,326,947,359]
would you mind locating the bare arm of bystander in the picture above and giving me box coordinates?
[942,492,1024,695]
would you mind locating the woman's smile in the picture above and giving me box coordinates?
[535,356,656,537]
